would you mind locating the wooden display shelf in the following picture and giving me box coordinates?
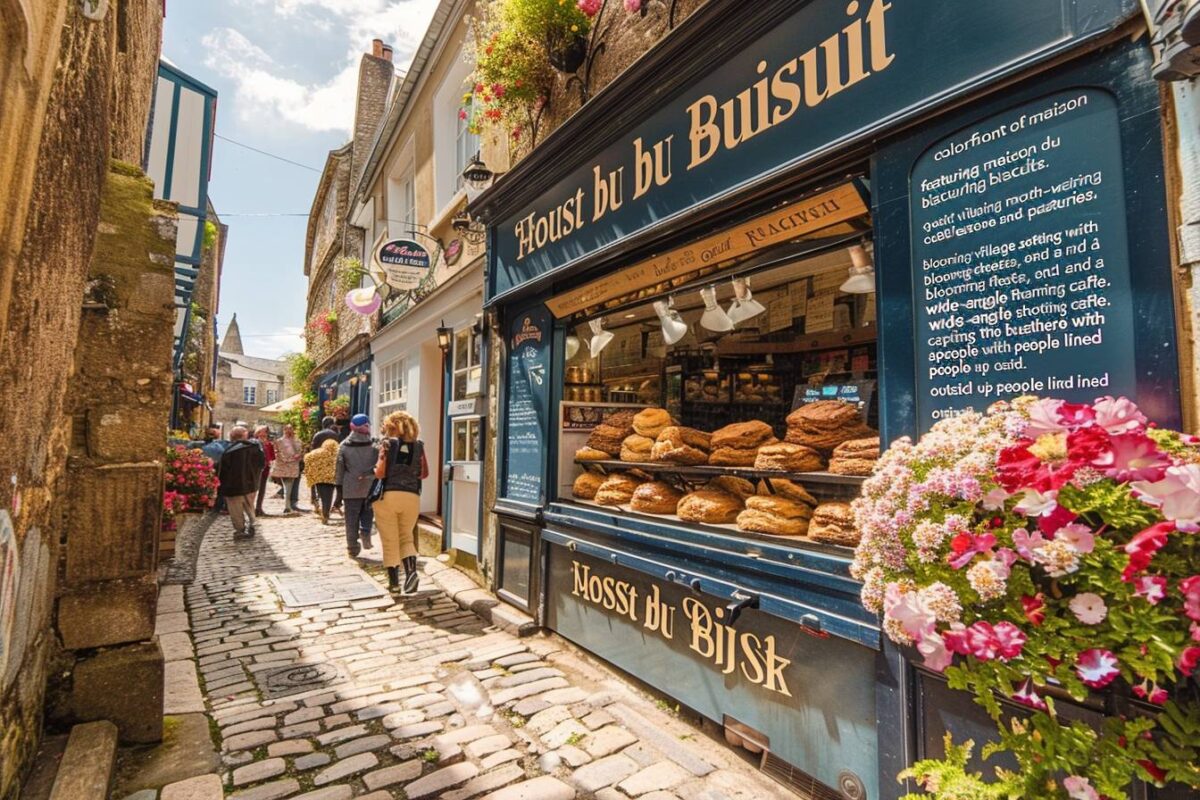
[717,322,877,355]
[574,458,866,486]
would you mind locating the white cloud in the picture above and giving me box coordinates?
[203,0,439,134]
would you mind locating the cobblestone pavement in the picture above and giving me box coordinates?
[152,493,794,800]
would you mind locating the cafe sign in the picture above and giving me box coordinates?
[374,238,431,290]
[489,0,1131,300]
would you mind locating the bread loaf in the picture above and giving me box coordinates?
[677,490,744,524]
[809,502,860,546]
[594,473,642,506]
[710,420,776,449]
[629,481,684,515]
[632,408,674,438]
[754,442,825,472]
[572,472,605,500]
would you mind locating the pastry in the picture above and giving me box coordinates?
[656,426,711,451]
[828,436,881,476]
[786,400,862,429]
[829,458,877,476]
[736,495,813,536]
[677,490,744,523]
[575,446,612,461]
[632,408,673,438]
[602,409,638,432]
[759,478,817,507]
[586,425,627,456]
[809,502,860,546]
[707,476,756,500]
[594,473,642,506]
[650,440,708,466]
[754,442,825,472]
[785,400,876,454]
[708,446,760,467]
[630,481,684,515]
[711,420,776,449]
[620,434,655,462]
[572,471,605,500]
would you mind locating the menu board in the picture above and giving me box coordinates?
[794,379,876,419]
[503,306,552,504]
[911,89,1136,431]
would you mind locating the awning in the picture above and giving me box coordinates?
[260,393,302,413]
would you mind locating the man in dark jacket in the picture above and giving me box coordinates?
[336,414,379,557]
[218,427,266,538]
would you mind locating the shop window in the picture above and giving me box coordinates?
[452,326,482,400]
[242,383,257,405]
[378,357,407,410]
[557,232,879,554]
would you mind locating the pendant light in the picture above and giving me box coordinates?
[726,277,766,325]
[840,243,876,294]
[588,317,614,357]
[699,285,734,332]
[564,334,581,360]
[654,299,689,345]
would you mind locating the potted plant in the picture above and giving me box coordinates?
[852,396,1200,797]
[324,395,351,421]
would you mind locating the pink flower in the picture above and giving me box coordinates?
[916,631,954,672]
[1056,523,1096,554]
[1024,398,1068,437]
[981,486,1010,510]
[1122,521,1173,581]
[1069,592,1107,624]
[1179,646,1200,677]
[1132,679,1169,705]
[577,0,601,14]
[1063,775,1100,800]
[1011,676,1048,711]
[1021,594,1046,625]
[458,109,467,120]
[1181,575,1200,621]
[1134,575,1167,604]
[947,532,996,569]
[883,583,936,642]
[1131,464,1200,531]
[1037,503,1078,535]
[623,0,642,10]
[1012,527,1048,561]
[1076,648,1119,688]
[1100,433,1170,482]
[964,621,1025,661]
[1014,488,1058,516]
[1093,396,1147,434]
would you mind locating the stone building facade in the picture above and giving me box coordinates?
[213,316,288,432]
[0,1,171,796]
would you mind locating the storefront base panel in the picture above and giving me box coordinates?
[544,538,880,800]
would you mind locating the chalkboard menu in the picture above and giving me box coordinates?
[503,306,552,504]
[911,89,1136,432]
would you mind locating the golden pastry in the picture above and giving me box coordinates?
[809,502,860,546]
[677,490,744,523]
[629,481,684,515]
[758,478,817,507]
[707,476,756,499]
[711,420,776,449]
[708,446,760,467]
[572,472,605,500]
[594,473,642,506]
[737,495,812,536]
[619,434,655,462]
[632,407,674,438]
[650,440,708,466]
[575,446,612,461]
[754,442,825,472]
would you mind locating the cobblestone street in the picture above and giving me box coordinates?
[148,495,794,800]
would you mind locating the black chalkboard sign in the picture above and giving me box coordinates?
[910,89,1136,431]
[503,306,552,504]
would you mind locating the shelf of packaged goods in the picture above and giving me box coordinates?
[573,459,867,486]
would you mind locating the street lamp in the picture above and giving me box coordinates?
[436,323,453,354]
[462,157,494,191]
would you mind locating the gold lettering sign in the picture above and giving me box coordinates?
[569,560,793,697]
[546,183,867,318]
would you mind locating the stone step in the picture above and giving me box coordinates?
[48,721,119,800]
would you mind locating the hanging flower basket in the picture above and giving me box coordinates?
[549,33,588,72]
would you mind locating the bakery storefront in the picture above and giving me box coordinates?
[474,2,1184,797]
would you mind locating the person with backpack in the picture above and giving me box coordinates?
[373,410,428,593]
[336,414,379,557]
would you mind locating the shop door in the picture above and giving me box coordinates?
[446,326,483,555]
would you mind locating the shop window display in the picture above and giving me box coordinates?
[558,242,880,551]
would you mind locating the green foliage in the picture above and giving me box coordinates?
[202,219,219,252]
[334,256,367,295]
[285,352,317,395]
[900,736,1021,800]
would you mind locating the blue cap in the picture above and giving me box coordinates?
[350,413,370,427]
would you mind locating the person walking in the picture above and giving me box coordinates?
[310,416,339,510]
[253,426,275,516]
[217,427,265,539]
[304,438,340,524]
[201,426,230,513]
[373,410,428,594]
[336,414,378,557]
[272,424,304,514]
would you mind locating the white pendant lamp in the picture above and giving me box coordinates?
[565,334,581,360]
[699,285,734,332]
[840,244,876,294]
[588,318,614,357]
[726,277,766,325]
[654,299,689,345]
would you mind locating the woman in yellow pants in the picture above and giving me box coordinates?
[373,411,428,593]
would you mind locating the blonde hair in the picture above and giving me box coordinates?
[382,410,419,442]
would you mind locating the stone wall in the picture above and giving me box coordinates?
[0,3,164,796]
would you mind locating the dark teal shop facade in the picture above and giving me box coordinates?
[473,1,1186,796]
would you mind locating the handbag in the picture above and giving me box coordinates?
[367,440,394,504]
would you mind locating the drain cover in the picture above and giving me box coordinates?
[270,571,389,607]
[261,661,346,698]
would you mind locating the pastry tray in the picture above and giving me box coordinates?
[573,458,867,486]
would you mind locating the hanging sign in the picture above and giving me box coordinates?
[374,239,431,290]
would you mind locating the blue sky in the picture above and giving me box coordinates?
[163,0,438,358]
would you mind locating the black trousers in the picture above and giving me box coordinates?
[315,483,336,518]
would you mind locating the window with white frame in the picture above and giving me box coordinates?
[243,382,257,405]
[455,104,480,194]
[378,357,407,409]
[400,172,416,233]
[266,388,279,406]
[434,46,476,210]
[452,325,482,401]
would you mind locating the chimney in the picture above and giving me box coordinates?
[371,38,384,58]
[381,43,393,62]
[351,43,398,188]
